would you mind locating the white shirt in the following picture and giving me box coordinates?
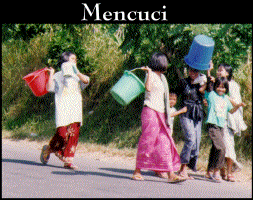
[192,73,207,85]
[144,71,165,113]
[227,80,247,135]
[48,71,89,128]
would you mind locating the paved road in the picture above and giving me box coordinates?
[2,139,252,198]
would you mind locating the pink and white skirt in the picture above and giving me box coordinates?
[136,107,181,172]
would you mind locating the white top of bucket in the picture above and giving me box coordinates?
[195,34,215,47]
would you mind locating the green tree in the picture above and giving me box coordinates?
[120,24,252,89]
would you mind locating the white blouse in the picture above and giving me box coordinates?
[144,71,165,113]
[227,80,247,135]
[48,70,89,128]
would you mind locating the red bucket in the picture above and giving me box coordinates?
[23,67,49,97]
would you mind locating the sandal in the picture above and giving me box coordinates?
[132,174,144,181]
[227,174,236,182]
[40,145,50,164]
[212,174,222,182]
[155,172,168,179]
[168,175,187,183]
[178,172,194,180]
[205,174,221,183]
[64,163,78,170]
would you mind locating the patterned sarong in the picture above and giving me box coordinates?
[136,107,181,172]
[49,122,80,164]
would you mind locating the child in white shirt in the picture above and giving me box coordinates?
[169,89,187,135]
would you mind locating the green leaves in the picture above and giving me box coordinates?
[120,24,252,87]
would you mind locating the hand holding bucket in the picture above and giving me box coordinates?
[110,68,145,106]
[22,67,50,97]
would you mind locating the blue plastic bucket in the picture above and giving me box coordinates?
[110,70,145,106]
[184,34,215,70]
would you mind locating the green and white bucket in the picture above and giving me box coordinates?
[110,69,145,106]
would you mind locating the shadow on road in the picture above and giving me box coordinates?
[190,173,222,183]
[51,169,167,184]
[51,170,131,180]
[98,168,179,183]
[2,158,63,169]
[99,167,155,177]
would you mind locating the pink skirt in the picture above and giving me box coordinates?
[136,107,181,172]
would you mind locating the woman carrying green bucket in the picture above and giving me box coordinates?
[132,52,186,183]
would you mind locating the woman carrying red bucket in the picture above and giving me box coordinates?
[23,67,50,97]
[40,51,90,170]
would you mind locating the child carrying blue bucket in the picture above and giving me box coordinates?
[184,34,215,71]
[176,35,215,180]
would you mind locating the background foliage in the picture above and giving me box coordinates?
[2,24,252,159]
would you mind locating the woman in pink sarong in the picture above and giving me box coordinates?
[132,53,186,183]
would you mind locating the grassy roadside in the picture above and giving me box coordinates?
[2,129,252,183]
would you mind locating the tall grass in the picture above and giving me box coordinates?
[2,34,52,133]
[79,25,126,110]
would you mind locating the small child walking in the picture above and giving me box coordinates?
[204,76,245,182]
[168,89,188,135]
[40,51,90,170]
[154,89,187,179]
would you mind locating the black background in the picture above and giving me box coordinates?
[1,1,251,23]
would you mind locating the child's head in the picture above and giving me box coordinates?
[187,66,200,81]
[58,51,77,66]
[217,63,233,81]
[149,52,168,73]
[213,77,229,96]
[169,89,178,108]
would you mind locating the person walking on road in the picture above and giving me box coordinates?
[176,66,207,180]
[40,51,90,170]
[206,63,247,182]
[154,89,187,179]
[204,75,245,182]
[132,52,186,183]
